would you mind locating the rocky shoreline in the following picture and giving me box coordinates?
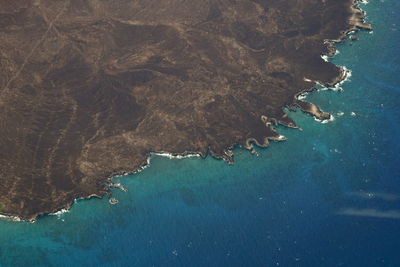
[0,0,371,221]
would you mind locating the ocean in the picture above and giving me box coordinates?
[1,1,399,266]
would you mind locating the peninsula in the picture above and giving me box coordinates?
[0,0,370,220]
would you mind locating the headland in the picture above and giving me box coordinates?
[0,0,371,220]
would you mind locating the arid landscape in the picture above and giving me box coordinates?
[0,0,370,219]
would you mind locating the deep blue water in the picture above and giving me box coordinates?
[1,1,399,266]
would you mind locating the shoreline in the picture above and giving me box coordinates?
[0,0,372,223]
[293,0,370,123]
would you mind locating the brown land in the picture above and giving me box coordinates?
[0,0,370,220]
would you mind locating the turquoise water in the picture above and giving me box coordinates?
[1,1,400,266]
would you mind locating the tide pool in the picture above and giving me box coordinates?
[1,1,400,266]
